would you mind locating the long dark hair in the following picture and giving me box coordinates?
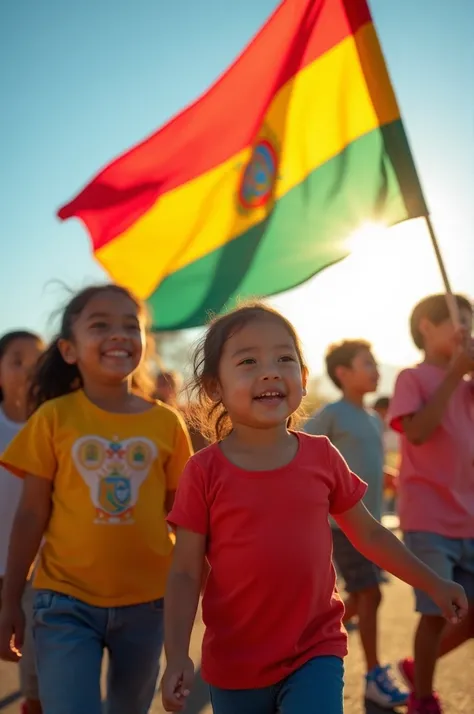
[187,301,308,442]
[29,284,154,413]
[0,330,43,403]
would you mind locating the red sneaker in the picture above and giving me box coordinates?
[398,657,415,690]
[407,693,442,714]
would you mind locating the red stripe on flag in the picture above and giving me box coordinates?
[58,0,373,251]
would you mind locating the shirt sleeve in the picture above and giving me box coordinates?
[0,404,57,480]
[164,412,194,491]
[387,369,424,434]
[326,438,367,515]
[167,457,209,535]
[303,406,333,438]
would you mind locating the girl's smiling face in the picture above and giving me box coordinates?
[59,289,147,386]
[213,316,307,430]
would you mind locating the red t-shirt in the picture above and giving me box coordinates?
[168,431,366,689]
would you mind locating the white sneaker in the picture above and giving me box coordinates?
[365,665,409,709]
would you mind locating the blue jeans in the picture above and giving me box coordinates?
[33,590,164,714]
[209,656,344,714]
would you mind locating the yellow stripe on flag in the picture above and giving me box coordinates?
[96,23,399,298]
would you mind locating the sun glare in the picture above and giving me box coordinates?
[347,221,388,255]
[272,217,453,374]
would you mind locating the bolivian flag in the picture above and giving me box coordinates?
[58,0,427,330]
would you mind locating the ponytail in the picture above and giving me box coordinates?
[29,338,81,414]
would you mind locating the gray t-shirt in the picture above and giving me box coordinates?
[304,399,384,528]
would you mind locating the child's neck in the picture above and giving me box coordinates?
[82,379,137,413]
[1,399,28,423]
[422,348,450,369]
[341,389,366,408]
[228,422,291,449]
[222,422,298,472]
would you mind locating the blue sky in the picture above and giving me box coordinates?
[1,0,473,375]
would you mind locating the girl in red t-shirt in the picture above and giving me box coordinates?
[162,303,466,714]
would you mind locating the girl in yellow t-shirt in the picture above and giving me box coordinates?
[0,284,193,714]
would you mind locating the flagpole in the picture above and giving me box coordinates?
[424,215,460,327]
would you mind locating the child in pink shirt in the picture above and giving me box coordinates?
[388,293,474,714]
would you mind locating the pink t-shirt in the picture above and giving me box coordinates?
[388,363,474,538]
[168,432,366,689]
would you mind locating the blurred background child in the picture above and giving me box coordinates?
[0,330,45,714]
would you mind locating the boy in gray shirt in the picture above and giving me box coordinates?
[305,340,407,709]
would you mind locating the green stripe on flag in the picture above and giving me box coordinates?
[149,120,426,330]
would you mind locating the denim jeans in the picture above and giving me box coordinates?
[209,656,344,714]
[33,589,164,714]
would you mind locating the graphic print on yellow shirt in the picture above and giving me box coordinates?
[72,435,157,524]
[0,390,193,607]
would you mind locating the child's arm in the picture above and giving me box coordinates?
[165,490,176,514]
[335,502,468,623]
[1,475,51,606]
[402,368,462,445]
[0,474,52,661]
[162,527,206,712]
[402,345,474,445]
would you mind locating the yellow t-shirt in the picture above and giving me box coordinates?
[0,390,193,606]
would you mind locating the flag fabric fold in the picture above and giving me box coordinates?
[58,0,427,330]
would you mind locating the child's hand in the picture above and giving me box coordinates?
[161,656,195,712]
[451,333,474,378]
[467,336,474,370]
[429,578,468,624]
[0,603,25,662]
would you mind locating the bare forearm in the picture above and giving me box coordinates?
[164,490,176,515]
[406,370,460,444]
[164,571,201,663]
[2,509,48,606]
[352,526,439,594]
